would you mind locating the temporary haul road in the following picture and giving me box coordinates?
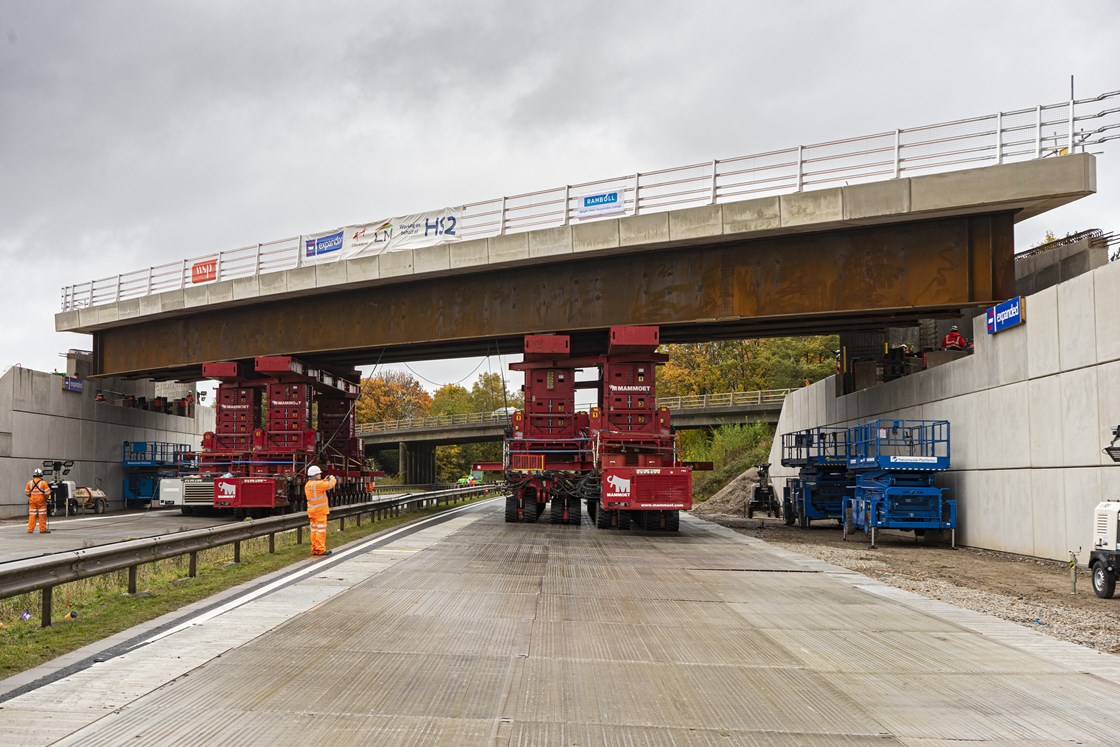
[3,501,1120,745]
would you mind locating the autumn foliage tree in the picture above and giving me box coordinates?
[355,370,432,424]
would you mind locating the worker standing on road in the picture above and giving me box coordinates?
[25,468,51,534]
[304,465,336,556]
[942,325,967,351]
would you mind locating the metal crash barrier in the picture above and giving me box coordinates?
[0,485,497,627]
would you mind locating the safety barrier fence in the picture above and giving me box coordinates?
[354,388,795,436]
[0,485,496,627]
[61,90,1120,312]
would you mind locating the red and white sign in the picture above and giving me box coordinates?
[192,259,217,284]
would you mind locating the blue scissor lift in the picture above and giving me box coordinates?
[780,426,851,529]
[843,419,955,548]
[122,441,191,506]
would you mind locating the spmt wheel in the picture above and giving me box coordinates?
[504,495,518,523]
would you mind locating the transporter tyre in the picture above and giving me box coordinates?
[504,495,518,523]
[595,504,611,529]
[550,496,563,524]
[1092,561,1116,599]
[665,510,680,532]
[616,510,631,531]
[567,497,582,525]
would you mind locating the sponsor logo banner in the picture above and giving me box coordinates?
[191,259,217,284]
[986,296,1025,334]
[577,189,626,219]
[305,229,345,258]
[336,207,464,261]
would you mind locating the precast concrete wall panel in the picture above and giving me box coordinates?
[0,366,214,519]
[767,251,1120,563]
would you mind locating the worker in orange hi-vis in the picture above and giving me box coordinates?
[25,468,52,534]
[304,465,337,556]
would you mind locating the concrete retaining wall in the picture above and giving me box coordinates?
[0,367,215,520]
[768,256,1120,563]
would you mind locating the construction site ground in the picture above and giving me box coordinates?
[692,468,1120,655]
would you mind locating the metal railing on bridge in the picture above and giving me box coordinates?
[354,388,794,437]
[60,90,1120,312]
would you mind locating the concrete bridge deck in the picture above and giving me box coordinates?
[4,500,1120,745]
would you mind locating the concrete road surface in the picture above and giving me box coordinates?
[2,500,1120,745]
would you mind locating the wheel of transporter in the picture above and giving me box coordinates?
[550,496,563,524]
[595,504,611,529]
[504,494,519,523]
[524,500,540,523]
[616,510,631,530]
[1093,561,1116,599]
[567,497,582,525]
[665,510,680,532]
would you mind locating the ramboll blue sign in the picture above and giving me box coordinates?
[577,189,626,219]
[986,296,1025,334]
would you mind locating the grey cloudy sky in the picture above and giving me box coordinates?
[2,0,1119,389]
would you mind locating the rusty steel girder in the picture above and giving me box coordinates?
[93,213,1014,379]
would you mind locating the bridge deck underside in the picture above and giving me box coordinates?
[95,213,1013,378]
[35,507,1120,745]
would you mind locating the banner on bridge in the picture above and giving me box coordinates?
[303,207,464,263]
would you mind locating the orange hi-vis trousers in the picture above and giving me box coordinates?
[28,495,48,533]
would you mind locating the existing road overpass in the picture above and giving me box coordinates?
[56,93,1116,380]
[358,389,791,447]
[363,389,791,482]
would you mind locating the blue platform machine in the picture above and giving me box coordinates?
[843,419,955,547]
[122,441,191,506]
[780,426,851,528]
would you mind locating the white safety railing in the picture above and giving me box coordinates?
[61,90,1120,312]
[354,388,794,436]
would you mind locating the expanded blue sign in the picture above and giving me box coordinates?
[305,230,344,257]
[986,296,1025,334]
[62,376,84,393]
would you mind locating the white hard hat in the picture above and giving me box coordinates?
[307,465,322,478]
[950,325,959,331]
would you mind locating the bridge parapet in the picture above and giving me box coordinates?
[59,91,1119,316]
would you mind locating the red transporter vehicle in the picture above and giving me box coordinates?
[499,333,593,524]
[479,325,694,531]
[179,356,379,517]
[590,326,690,531]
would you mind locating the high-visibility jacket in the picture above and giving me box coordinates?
[25,477,51,500]
[304,475,337,514]
[942,331,966,350]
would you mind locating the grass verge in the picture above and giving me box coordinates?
[0,495,494,681]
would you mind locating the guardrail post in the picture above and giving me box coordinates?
[1068,94,1075,154]
[296,525,303,544]
[796,146,804,191]
[296,236,303,268]
[254,244,261,276]
[181,259,188,289]
[233,540,241,564]
[995,111,1003,165]
[115,274,122,303]
[146,267,153,295]
[216,251,223,282]
[632,173,640,214]
[189,551,198,577]
[339,516,345,532]
[1035,105,1042,158]
[893,130,901,178]
[41,586,53,628]
[268,533,276,554]
[128,565,138,595]
[710,159,718,204]
[562,185,570,226]
[499,197,507,235]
